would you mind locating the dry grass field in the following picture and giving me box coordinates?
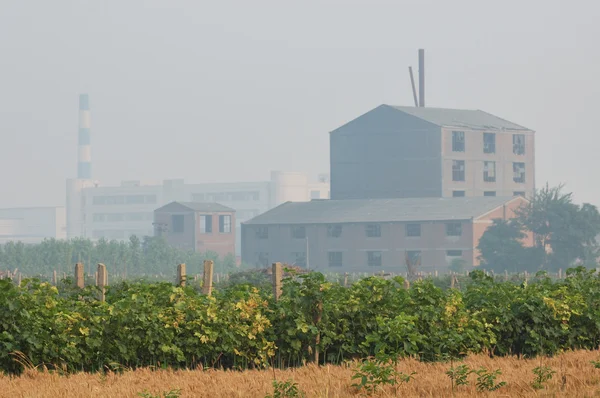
[4,350,600,397]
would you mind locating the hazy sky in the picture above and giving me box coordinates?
[1,0,598,208]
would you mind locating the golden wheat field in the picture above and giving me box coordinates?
[4,350,600,397]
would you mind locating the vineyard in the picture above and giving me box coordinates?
[2,266,600,379]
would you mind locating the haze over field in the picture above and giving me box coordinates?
[0,0,598,207]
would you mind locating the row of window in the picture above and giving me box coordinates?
[192,191,260,202]
[452,131,526,155]
[255,250,464,268]
[170,214,232,234]
[93,212,154,223]
[255,222,464,240]
[453,190,525,197]
[452,160,526,183]
[92,195,158,206]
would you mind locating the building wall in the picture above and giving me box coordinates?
[194,212,236,258]
[330,105,442,200]
[0,207,66,244]
[242,220,477,273]
[441,128,535,197]
[153,209,196,251]
[68,173,328,256]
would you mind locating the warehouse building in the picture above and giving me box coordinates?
[330,104,535,200]
[241,196,530,272]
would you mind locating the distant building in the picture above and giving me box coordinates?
[330,105,535,200]
[66,171,330,254]
[154,202,236,258]
[241,196,531,272]
[0,207,66,244]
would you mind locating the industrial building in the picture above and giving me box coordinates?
[241,196,530,272]
[154,202,236,258]
[65,94,329,254]
[330,104,534,200]
[0,207,66,244]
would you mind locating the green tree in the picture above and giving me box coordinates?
[477,219,535,273]
[517,184,600,271]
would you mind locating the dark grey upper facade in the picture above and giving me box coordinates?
[330,105,534,200]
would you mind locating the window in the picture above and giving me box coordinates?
[172,215,184,233]
[328,252,343,267]
[219,215,231,233]
[292,252,306,267]
[452,190,465,197]
[310,190,321,199]
[406,250,421,264]
[126,195,144,204]
[291,226,306,239]
[93,214,106,222]
[327,224,342,238]
[365,224,381,237]
[483,133,496,154]
[199,215,213,233]
[514,191,525,197]
[446,250,463,257]
[452,131,465,152]
[257,252,269,266]
[107,213,124,222]
[446,222,462,237]
[367,251,382,267]
[126,212,145,221]
[256,226,268,239]
[484,191,496,197]
[191,193,205,201]
[513,162,526,183]
[452,160,465,181]
[513,134,525,155]
[483,161,496,182]
[406,223,421,237]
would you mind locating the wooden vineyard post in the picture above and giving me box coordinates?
[450,273,456,289]
[177,263,186,287]
[52,270,57,285]
[558,268,563,279]
[434,270,438,277]
[17,272,22,286]
[75,262,85,289]
[272,262,283,301]
[343,272,348,287]
[96,263,107,302]
[504,269,509,282]
[404,279,410,290]
[202,260,214,296]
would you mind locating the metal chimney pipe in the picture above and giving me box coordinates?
[418,49,425,107]
[408,66,418,107]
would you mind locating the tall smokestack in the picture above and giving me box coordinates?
[418,49,425,107]
[77,94,91,179]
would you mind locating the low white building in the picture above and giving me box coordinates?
[66,171,329,254]
[0,207,66,244]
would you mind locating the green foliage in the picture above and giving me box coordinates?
[532,365,555,390]
[591,359,600,369]
[351,357,414,394]
[474,367,506,392]
[448,258,467,274]
[446,364,472,389]
[0,236,236,277]
[479,184,600,273]
[265,379,305,398]
[137,389,181,398]
[3,267,600,376]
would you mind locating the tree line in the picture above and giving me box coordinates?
[478,184,600,273]
[0,235,238,278]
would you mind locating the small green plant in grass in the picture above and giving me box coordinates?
[137,389,181,398]
[591,359,600,369]
[475,367,506,392]
[265,379,305,398]
[532,365,555,390]
[446,364,472,392]
[351,357,415,394]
